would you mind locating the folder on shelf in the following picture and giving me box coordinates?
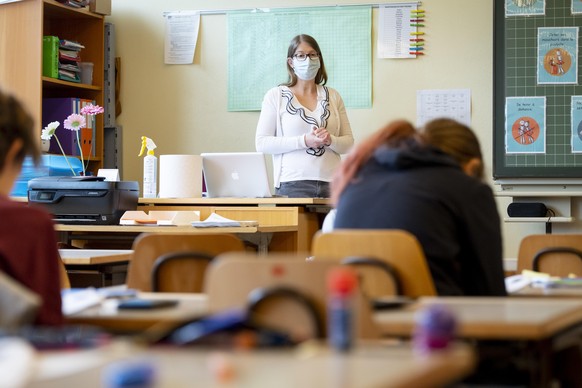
[120,210,201,226]
[42,97,96,157]
[42,98,80,156]
[80,99,96,156]
[58,69,80,83]
[59,49,81,62]
[42,36,59,79]
[79,127,93,158]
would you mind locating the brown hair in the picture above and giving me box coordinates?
[283,34,328,87]
[331,120,416,205]
[0,90,40,172]
[419,118,484,180]
[331,118,484,206]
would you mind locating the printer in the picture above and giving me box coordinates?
[28,176,139,225]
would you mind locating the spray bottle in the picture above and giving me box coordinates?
[138,136,157,198]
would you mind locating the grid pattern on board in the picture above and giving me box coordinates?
[503,0,582,171]
[227,6,372,112]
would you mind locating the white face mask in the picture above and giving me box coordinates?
[292,57,320,80]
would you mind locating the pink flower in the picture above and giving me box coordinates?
[80,103,104,116]
[63,114,86,131]
[40,104,104,176]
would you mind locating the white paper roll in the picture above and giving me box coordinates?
[158,154,202,198]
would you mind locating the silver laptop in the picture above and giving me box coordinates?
[201,152,273,198]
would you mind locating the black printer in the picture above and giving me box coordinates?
[28,176,139,225]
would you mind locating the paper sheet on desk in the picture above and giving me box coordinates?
[191,213,258,228]
[61,288,104,315]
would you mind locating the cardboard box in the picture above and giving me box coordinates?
[90,0,111,15]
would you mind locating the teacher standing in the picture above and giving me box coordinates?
[256,34,354,198]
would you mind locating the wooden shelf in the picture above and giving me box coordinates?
[43,0,100,19]
[42,76,102,91]
[0,0,105,174]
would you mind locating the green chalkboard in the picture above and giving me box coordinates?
[494,0,582,179]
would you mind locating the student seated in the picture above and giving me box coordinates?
[0,89,63,325]
[331,118,507,296]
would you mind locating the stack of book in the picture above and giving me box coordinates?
[56,0,89,8]
[42,36,86,83]
[59,39,85,83]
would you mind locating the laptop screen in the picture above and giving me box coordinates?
[201,152,273,198]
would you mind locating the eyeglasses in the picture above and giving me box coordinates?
[293,53,319,61]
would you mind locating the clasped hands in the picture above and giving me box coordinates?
[305,126,331,148]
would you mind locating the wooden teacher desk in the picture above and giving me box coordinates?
[137,197,330,252]
[374,297,582,387]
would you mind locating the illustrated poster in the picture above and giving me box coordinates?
[505,0,545,16]
[505,97,546,154]
[537,27,579,84]
[572,96,582,152]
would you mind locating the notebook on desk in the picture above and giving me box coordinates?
[201,152,273,198]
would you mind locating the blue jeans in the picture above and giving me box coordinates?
[276,180,330,198]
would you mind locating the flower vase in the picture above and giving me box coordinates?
[41,139,50,153]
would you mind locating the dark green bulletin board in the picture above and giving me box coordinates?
[494,0,582,179]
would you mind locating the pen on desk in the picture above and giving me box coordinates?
[410,24,425,27]
[410,9,425,13]
[410,32,425,35]
[410,38,424,42]
[409,47,424,51]
[410,19,424,22]
[409,52,424,55]
[410,42,424,46]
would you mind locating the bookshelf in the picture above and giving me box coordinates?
[0,0,104,174]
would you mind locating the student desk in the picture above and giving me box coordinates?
[65,292,208,334]
[137,197,331,252]
[55,224,293,254]
[59,249,133,288]
[374,297,582,387]
[28,340,475,388]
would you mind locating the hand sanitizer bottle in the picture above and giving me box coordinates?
[138,136,157,198]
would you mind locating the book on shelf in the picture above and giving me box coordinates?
[42,36,59,79]
[57,39,84,83]
[59,49,81,62]
[80,98,96,156]
[56,0,89,9]
[60,39,85,51]
[58,69,80,83]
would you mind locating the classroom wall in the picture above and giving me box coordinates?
[107,0,542,260]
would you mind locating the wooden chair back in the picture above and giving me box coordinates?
[311,229,437,298]
[517,234,582,277]
[203,252,379,341]
[151,251,215,293]
[126,233,245,292]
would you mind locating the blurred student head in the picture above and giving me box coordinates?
[0,90,40,195]
[331,118,484,205]
[419,118,484,180]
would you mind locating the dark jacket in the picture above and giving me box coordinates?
[334,143,507,296]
